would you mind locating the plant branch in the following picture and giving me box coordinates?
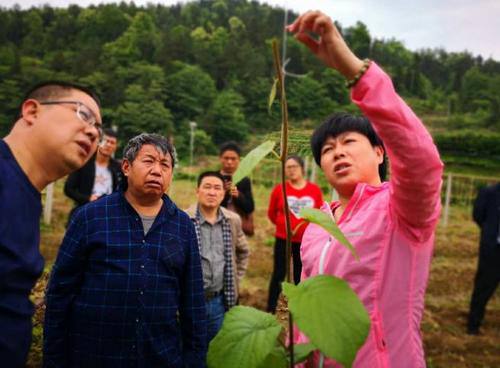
[272,38,294,368]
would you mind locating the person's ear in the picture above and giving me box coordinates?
[374,146,384,165]
[21,99,40,125]
[121,159,131,177]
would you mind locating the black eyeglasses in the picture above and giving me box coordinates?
[39,100,103,138]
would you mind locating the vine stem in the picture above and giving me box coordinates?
[272,39,294,368]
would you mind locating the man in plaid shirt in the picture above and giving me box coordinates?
[43,133,207,367]
[185,171,249,342]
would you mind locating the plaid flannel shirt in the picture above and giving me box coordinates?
[192,207,236,309]
[43,192,207,368]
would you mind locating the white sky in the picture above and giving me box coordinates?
[1,0,499,60]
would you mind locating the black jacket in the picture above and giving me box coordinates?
[64,155,122,207]
[473,183,500,255]
[221,177,254,215]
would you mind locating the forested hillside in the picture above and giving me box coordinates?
[0,0,499,167]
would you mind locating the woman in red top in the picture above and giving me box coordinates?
[267,155,323,312]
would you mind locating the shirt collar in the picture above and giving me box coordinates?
[197,205,224,225]
[120,191,177,220]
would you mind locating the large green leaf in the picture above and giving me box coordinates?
[207,306,283,368]
[293,343,316,364]
[259,346,287,368]
[232,140,275,185]
[299,207,359,261]
[283,275,370,368]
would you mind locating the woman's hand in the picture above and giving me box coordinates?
[287,10,364,80]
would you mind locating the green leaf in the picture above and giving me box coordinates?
[268,78,278,114]
[293,343,316,364]
[259,346,287,368]
[232,140,275,185]
[299,207,359,261]
[207,306,283,368]
[283,276,371,368]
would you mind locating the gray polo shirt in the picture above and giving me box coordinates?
[198,210,225,292]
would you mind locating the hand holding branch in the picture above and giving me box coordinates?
[287,10,364,80]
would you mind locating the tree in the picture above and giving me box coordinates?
[206,89,249,144]
[101,11,160,67]
[287,74,336,121]
[0,79,22,136]
[344,21,371,59]
[165,62,216,123]
[115,84,174,143]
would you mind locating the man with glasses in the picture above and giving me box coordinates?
[64,128,122,222]
[0,81,101,367]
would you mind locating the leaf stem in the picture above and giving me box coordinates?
[272,38,294,368]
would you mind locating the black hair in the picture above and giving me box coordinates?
[286,155,305,173]
[197,171,225,187]
[311,112,387,181]
[103,128,118,139]
[22,80,101,108]
[219,141,241,157]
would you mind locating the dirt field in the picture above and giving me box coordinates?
[29,179,499,367]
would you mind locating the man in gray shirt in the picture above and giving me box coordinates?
[185,171,249,342]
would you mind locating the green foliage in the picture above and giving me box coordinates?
[207,306,283,368]
[293,343,316,364]
[165,62,216,122]
[344,21,371,59]
[0,78,22,135]
[300,207,359,260]
[102,12,160,67]
[232,140,275,184]
[283,275,371,368]
[434,130,500,157]
[115,84,173,141]
[260,347,287,368]
[175,128,217,161]
[207,89,249,144]
[321,68,350,105]
[0,0,498,151]
[287,74,336,120]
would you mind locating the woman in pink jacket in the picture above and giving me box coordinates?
[288,11,444,368]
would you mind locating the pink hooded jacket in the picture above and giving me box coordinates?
[295,63,443,367]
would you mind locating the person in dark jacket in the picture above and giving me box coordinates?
[64,128,121,218]
[44,133,207,367]
[467,182,500,335]
[218,141,255,236]
[1,81,102,367]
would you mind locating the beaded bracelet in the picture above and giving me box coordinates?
[345,58,372,88]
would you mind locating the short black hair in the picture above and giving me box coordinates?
[219,141,241,157]
[103,128,118,139]
[311,112,387,181]
[286,155,305,172]
[197,171,225,187]
[22,80,101,108]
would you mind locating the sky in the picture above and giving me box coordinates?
[1,0,499,60]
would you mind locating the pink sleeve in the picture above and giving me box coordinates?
[351,63,444,242]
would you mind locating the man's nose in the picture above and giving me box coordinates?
[84,124,99,142]
[149,162,162,175]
